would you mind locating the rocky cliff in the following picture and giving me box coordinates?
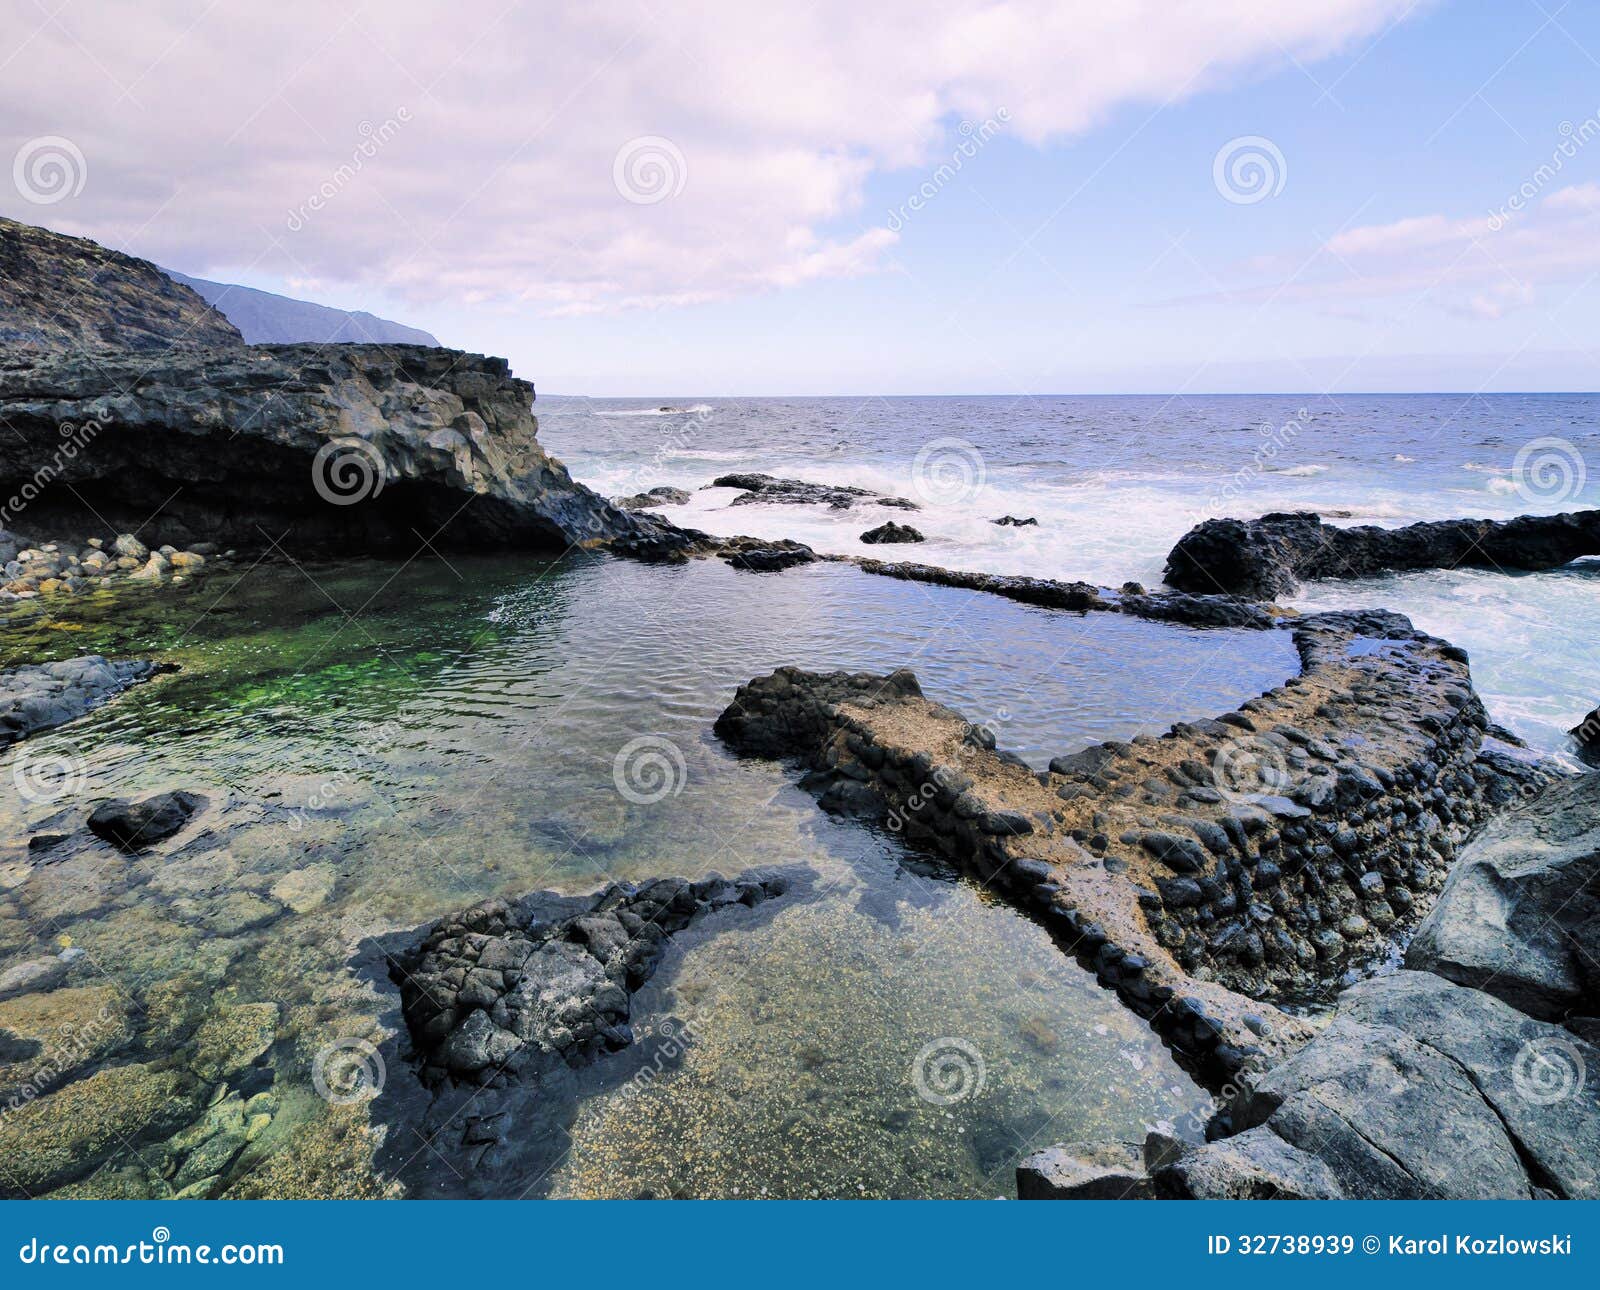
[0,217,676,556]
[0,342,662,553]
[0,217,242,352]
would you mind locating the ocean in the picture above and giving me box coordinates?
[541,392,1600,756]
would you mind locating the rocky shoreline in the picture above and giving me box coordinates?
[1020,773,1600,1199]
[1,212,1595,1201]
[1,655,169,748]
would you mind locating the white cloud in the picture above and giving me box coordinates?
[0,0,1422,315]
[1181,183,1600,320]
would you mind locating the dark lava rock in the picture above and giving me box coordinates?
[392,872,788,1086]
[860,521,924,545]
[1165,508,1600,598]
[718,538,818,572]
[1571,705,1600,767]
[0,656,169,748]
[993,515,1038,527]
[709,472,919,511]
[611,486,691,510]
[0,218,675,558]
[0,215,242,352]
[87,790,207,851]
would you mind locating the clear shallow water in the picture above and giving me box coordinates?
[0,556,1294,1198]
[541,392,1600,753]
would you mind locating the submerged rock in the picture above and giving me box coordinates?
[393,873,789,1087]
[87,790,208,852]
[377,870,795,1197]
[993,515,1038,527]
[0,1062,199,1197]
[1165,508,1600,598]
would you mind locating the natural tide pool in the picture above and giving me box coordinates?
[0,554,1298,1199]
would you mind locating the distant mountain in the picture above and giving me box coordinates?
[163,270,440,347]
[0,217,243,352]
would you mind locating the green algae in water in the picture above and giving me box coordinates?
[0,555,1296,1198]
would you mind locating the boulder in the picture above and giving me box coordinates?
[860,521,924,545]
[87,790,207,851]
[1016,1141,1154,1199]
[1341,971,1600,1198]
[1571,706,1600,767]
[1408,773,1600,1020]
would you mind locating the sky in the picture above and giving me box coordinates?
[2,0,1599,395]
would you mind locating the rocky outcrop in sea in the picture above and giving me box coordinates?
[0,342,670,555]
[709,472,920,511]
[1165,508,1600,598]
